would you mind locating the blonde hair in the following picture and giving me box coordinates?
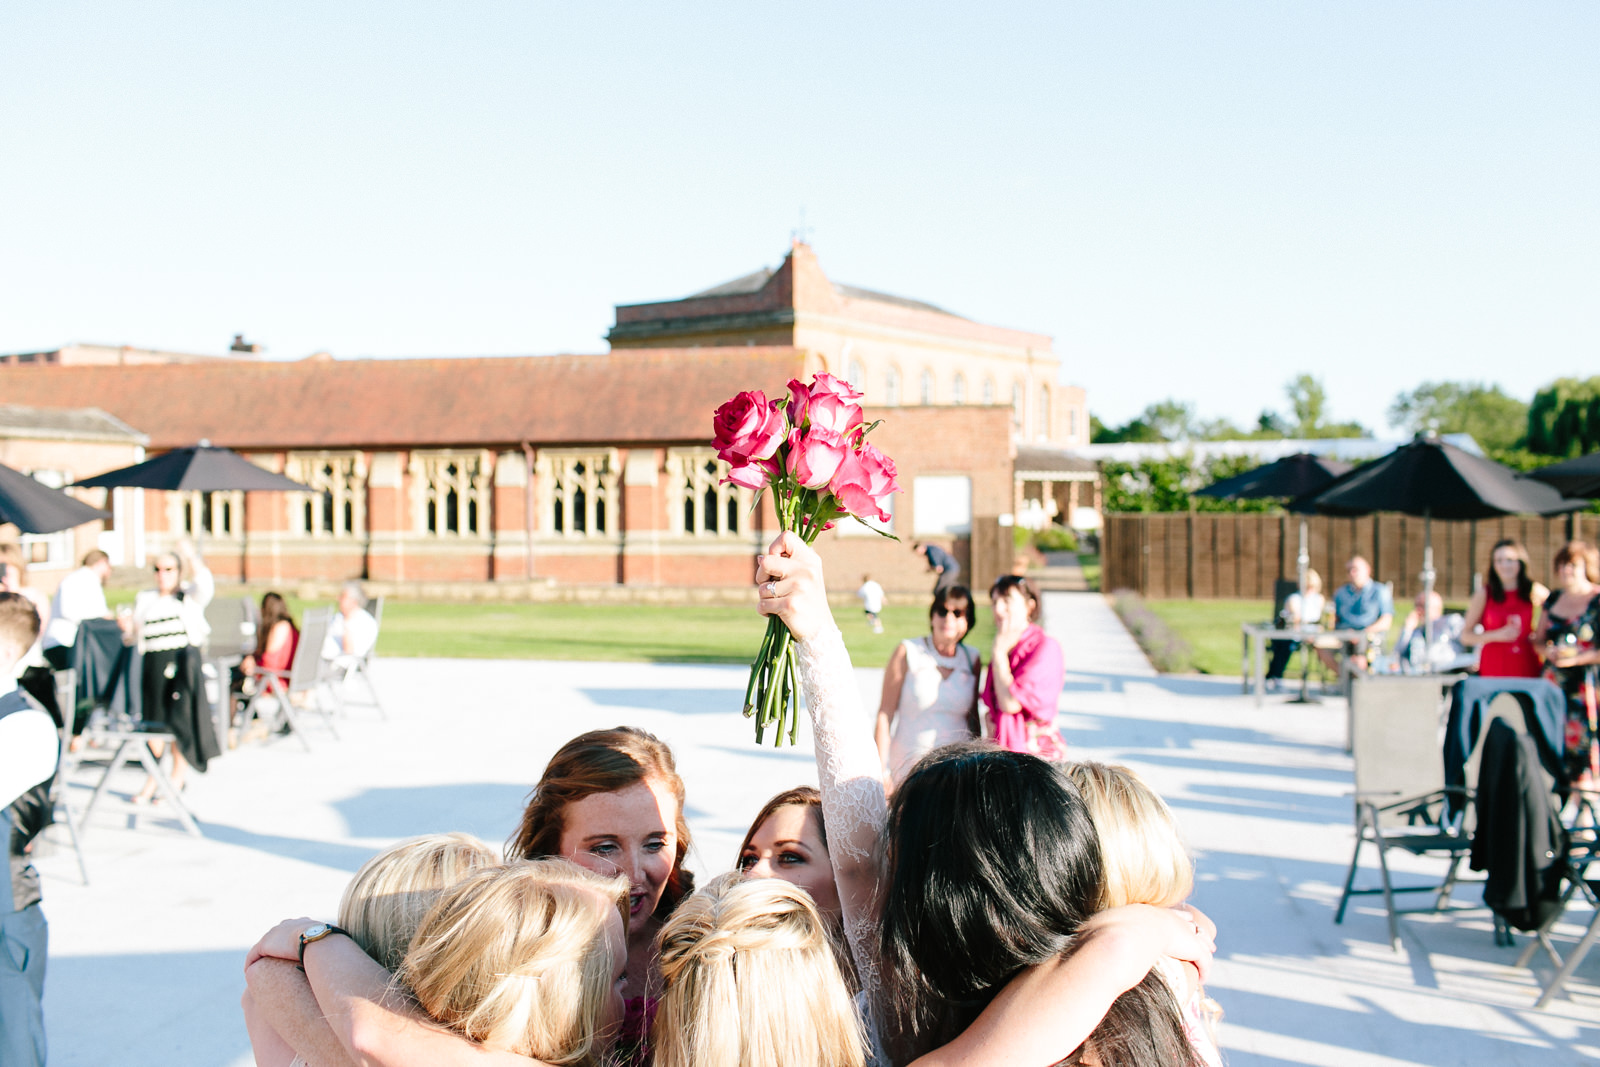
[654,873,865,1067]
[400,859,628,1065]
[1065,761,1193,910]
[337,832,502,973]
[1303,568,1322,594]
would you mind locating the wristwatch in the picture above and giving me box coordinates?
[298,922,350,966]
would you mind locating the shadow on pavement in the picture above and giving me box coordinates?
[46,948,253,1067]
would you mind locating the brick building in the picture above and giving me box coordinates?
[0,244,1076,596]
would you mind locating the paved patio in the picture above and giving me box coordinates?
[32,593,1600,1065]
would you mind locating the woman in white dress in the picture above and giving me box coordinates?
[874,587,980,784]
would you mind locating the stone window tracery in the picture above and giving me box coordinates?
[667,449,750,537]
[413,451,490,537]
[290,452,365,537]
[540,450,618,537]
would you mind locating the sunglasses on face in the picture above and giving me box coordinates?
[933,607,968,618]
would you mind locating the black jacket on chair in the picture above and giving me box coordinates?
[1469,718,1567,932]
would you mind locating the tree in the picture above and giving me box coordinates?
[1527,377,1600,457]
[1284,374,1365,438]
[1387,381,1527,452]
[1091,399,1194,443]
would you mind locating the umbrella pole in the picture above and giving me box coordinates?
[1297,517,1310,595]
[1421,511,1436,665]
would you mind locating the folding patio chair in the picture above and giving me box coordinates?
[42,668,90,884]
[335,595,386,719]
[243,607,339,750]
[1335,673,1466,949]
[1523,795,1600,1009]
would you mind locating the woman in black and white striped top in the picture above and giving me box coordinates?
[128,548,215,802]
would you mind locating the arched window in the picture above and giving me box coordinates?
[847,358,866,392]
[952,374,966,405]
[920,370,934,405]
[1068,408,1078,440]
[540,451,617,537]
[668,449,750,537]
[983,378,995,405]
[1012,383,1025,428]
[885,367,901,407]
[1037,387,1051,439]
[415,452,488,536]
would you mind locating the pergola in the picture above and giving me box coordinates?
[1013,445,1101,529]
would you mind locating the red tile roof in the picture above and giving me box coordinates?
[0,349,810,451]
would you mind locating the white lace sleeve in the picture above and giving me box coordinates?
[797,625,889,1007]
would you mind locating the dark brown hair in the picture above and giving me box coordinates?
[930,585,976,635]
[877,743,1199,1067]
[989,574,1042,623]
[508,726,695,921]
[1484,539,1534,603]
[255,592,299,659]
[738,785,827,859]
[0,591,41,655]
[1554,541,1600,585]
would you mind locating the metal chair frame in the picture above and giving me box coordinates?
[244,608,339,750]
[1335,674,1468,948]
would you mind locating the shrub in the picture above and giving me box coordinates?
[1109,589,1194,674]
[1033,526,1078,552]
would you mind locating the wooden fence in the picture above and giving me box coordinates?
[1102,511,1591,601]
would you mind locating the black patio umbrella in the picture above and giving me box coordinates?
[1526,451,1600,499]
[73,442,310,493]
[1292,434,1582,649]
[0,462,110,534]
[74,442,310,551]
[1197,453,1353,596]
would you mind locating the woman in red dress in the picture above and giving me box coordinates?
[1460,538,1547,677]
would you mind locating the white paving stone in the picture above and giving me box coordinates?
[27,598,1599,1064]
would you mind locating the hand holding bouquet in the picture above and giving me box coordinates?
[713,373,899,746]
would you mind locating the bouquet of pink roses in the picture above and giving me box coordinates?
[713,373,900,746]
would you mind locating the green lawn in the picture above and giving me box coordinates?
[1077,553,1101,592]
[107,587,988,667]
[1145,598,1272,676]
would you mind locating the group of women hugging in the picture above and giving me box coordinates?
[242,533,1222,1067]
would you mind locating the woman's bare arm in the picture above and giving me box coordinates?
[244,959,359,1067]
[1458,588,1489,646]
[243,985,306,1067]
[875,643,908,769]
[248,919,538,1067]
[908,905,1215,1067]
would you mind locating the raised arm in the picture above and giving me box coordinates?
[908,905,1215,1067]
[757,532,889,998]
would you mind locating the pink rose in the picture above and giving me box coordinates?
[785,378,812,428]
[807,391,865,436]
[722,458,777,491]
[788,374,865,436]
[810,372,864,404]
[787,426,849,490]
[829,440,899,522]
[713,391,785,464]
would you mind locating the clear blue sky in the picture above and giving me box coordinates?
[2,2,1594,433]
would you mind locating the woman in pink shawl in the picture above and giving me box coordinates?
[981,574,1067,759]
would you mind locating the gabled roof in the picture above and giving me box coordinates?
[0,349,809,452]
[0,403,148,444]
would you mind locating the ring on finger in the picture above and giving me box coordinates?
[764,581,777,597]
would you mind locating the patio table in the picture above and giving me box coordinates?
[1240,623,1365,707]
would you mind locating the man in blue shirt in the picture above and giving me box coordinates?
[912,541,961,595]
[1319,555,1393,673]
